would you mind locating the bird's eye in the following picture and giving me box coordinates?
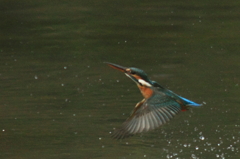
[131,71,136,75]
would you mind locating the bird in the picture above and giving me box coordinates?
[106,62,202,139]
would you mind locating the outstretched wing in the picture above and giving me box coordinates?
[111,94,182,139]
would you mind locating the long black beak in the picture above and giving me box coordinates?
[105,62,127,73]
[105,62,139,84]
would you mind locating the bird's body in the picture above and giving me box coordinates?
[106,62,202,139]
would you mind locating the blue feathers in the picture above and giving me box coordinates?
[178,96,202,107]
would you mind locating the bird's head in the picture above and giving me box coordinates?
[106,62,153,88]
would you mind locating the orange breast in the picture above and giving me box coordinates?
[138,85,154,99]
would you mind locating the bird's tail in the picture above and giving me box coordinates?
[179,96,202,107]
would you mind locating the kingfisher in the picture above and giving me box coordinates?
[106,62,202,139]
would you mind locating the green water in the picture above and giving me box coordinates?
[0,0,239,158]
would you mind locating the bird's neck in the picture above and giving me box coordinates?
[137,84,154,99]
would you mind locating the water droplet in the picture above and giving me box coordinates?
[173,153,178,156]
[199,135,205,140]
[191,154,197,159]
[206,142,211,146]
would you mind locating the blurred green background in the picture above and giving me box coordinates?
[0,0,239,158]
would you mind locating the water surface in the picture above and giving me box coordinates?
[0,0,239,158]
